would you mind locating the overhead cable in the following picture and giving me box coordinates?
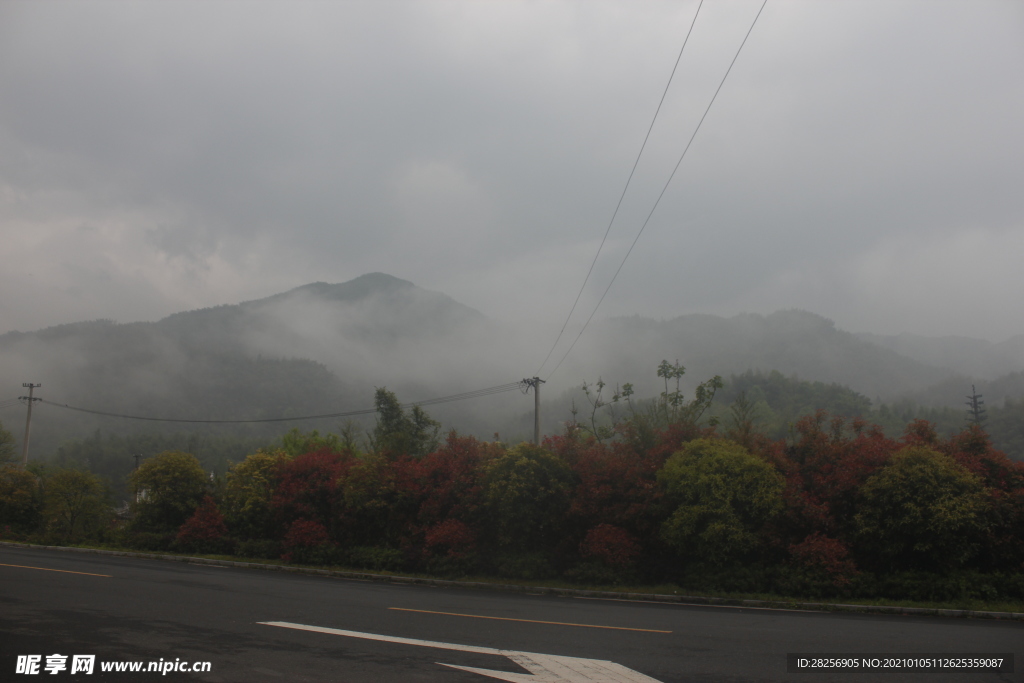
[36,381,525,424]
[535,0,706,377]
[546,0,768,381]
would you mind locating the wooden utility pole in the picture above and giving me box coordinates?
[132,454,142,503]
[20,383,41,467]
[522,377,545,446]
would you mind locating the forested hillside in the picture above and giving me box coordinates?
[573,310,954,400]
[0,274,498,455]
[2,273,1024,464]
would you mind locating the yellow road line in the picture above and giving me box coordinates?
[0,562,112,578]
[389,607,671,633]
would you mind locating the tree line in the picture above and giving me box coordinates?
[2,368,1022,604]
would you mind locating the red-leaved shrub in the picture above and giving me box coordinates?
[176,496,228,552]
[281,518,337,564]
[424,518,476,559]
[579,524,641,569]
[283,518,330,549]
[789,532,857,586]
[272,449,353,532]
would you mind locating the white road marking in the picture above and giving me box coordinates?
[259,621,664,682]
[259,621,503,654]
[443,652,664,683]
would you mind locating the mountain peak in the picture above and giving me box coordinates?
[262,273,484,320]
[295,272,415,298]
[246,273,418,308]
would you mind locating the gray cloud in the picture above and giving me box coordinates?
[1,0,1021,345]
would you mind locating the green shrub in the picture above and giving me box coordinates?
[564,561,627,586]
[129,451,207,533]
[658,439,784,567]
[0,465,42,532]
[285,542,343,566]
[424,552,480,578]
[347,546,405,572]
[43,468,109,542]
[870,571,1005,603]
[120,531,176,552]
[483,444,574,551]
[490,552,555,580]
[854,447,990,571]
[174,535,235,556]
[235,539,282,560]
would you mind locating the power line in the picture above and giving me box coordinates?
[36,381,525,424]
[536,0,706,377]
[411,382,526,407]
[546,0,769,381]
[39,399,377,424]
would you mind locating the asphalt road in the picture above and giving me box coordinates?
[1,546,1020,682]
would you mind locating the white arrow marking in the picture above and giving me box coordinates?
[259,621,664,682]
[441,651,663,682]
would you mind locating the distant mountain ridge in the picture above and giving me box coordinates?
[2,273,1022,456]
[855,331,1024,380]
[569,309,955,400]
[0,273,494,454]
[145,272,489,364]
[162,272,483,324]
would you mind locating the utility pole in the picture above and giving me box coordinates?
[19,383,41,467]
[133,454,142,503]
[522,377,545,446]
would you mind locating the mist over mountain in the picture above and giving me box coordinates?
[0,273,512,453]
[856,331,1024,381]
[892,371,1024,411]
[564,310,954,401]
[158,272,486,358]
[3,272,1022,458]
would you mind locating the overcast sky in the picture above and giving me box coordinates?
[1,0,1022,344]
